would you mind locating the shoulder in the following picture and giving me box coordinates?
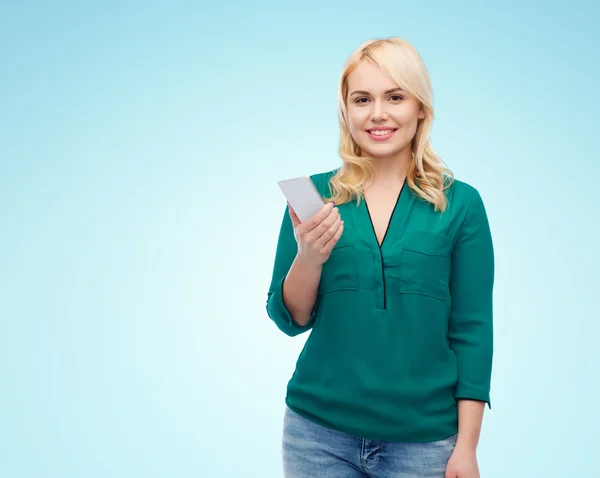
[309,167,340,196]
[444,175,484,207]
[444,176,491,235]
[444,176,490,231]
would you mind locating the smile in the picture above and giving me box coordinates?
[366,128,398,141]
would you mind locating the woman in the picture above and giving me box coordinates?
[266,37,494,478]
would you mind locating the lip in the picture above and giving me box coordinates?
[365,128,398,141]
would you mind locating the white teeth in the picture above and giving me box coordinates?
[370,129,394,135]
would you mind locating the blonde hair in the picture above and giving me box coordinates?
[325,37,454,212]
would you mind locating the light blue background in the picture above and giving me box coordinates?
[1,1,598,477]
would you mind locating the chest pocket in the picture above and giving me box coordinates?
[386,230,452,301]
[318,232,359,295]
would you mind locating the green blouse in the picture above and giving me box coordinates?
[266,168,494,442]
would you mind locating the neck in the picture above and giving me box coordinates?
[369,149,411,185]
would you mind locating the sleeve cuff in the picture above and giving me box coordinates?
[455,387,492,409]
[266,275,317,336]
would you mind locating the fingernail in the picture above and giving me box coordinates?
[328,202,335,208]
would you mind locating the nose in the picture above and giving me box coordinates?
[370,99,388,121]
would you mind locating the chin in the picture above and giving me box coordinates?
[364,146,405,159]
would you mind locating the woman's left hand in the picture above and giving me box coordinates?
[444,446,480,478]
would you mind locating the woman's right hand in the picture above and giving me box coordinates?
[288,201,344,267]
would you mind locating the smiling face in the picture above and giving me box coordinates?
[346,60,425,162]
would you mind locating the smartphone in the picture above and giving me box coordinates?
[277,176,326,222]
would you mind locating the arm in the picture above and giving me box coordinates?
[456,399,485,451]
[448,189,495,442]
[266,204,322,336]
[445,190,494,477]
[283,254,322,327]
[446,400,485,477]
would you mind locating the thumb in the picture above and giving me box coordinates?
[287,202,301,227]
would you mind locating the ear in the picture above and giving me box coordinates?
[418,107,426,120]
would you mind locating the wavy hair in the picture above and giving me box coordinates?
[325,37,454,212]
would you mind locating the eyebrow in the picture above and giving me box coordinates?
[350,87,404,96]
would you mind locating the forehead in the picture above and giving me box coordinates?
[346,60,399,92]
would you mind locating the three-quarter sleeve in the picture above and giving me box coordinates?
[448,189,495,408]
[266,204,318,337]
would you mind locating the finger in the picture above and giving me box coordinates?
[306,205,339,243]
[315,215,342,250]
[303,201,335,233]
[322,219,344,252]
[287,202,301,227]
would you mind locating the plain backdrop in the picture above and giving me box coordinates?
[1,1,599,477]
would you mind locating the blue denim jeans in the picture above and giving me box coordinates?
[282,406,457,477]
